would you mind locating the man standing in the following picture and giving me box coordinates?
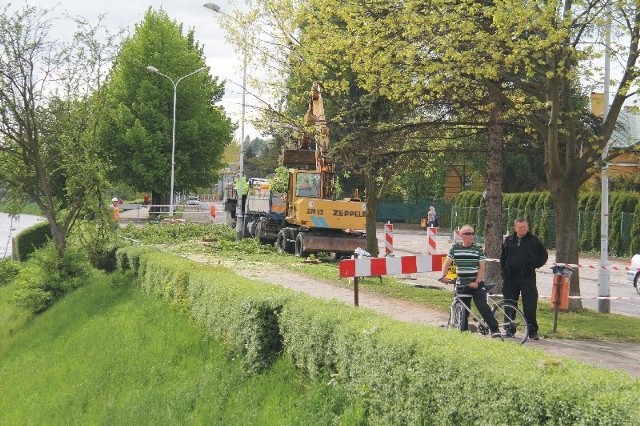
[110,197,121,222]
[500,217,548,340]
[440,224,501,338]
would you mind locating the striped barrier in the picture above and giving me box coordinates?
[385,222,393,256]
[452,229,463,244]
[427,226,437,254]
[339,254,446,278]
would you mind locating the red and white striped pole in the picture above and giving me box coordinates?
[427,226,437,254]
[385,221,394,256]
[453,229,463,244]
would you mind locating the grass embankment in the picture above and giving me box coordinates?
[119,222,640,342]
[0,274,361,424]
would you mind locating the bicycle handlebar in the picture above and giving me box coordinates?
[438,277,496,293]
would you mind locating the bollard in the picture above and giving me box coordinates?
[385,222,393,256]
[550,265,573,332]
[427,226,437,254]
[210,205,216,218]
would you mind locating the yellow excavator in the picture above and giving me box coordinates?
[268,82,367,257]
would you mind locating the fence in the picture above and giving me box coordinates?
[449,205,637,257]
[377,201,453,227]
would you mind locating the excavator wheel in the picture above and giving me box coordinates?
[276,229,295,254]
[294,233,309,258]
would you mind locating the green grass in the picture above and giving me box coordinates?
[0,274,362,424]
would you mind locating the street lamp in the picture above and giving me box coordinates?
[146,65,206,221]
[598,12,612,313]
[204,2,248,240]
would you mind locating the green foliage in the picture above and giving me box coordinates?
[12,244,92,314]
[609,192,639,256]
[0,259,21,287]
[112,246,640,424]
[119,222,234,244]
[98,8,233,195]
[243,136,282,179]
[269,166,289,193]
[117,247,291,374]
[280,297,640,425]
[579,193,600,253]
[456,190,640,255]
[0,6,117,259]
[0,276,359,424]
[14,221,51,262]
[633,202,640,255]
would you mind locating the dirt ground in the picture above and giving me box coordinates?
[189,255,640,379]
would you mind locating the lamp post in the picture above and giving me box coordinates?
[146,65,206,221]
[598,12,612,313]
[204,2,248,240]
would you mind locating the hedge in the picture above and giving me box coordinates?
[456,190,640,255]
[13,221,51,261]
[115,247,640,424]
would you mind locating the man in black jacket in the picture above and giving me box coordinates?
[500,217,548,340]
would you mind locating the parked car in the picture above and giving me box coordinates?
[626,254,640,295]
[187,195,200,205]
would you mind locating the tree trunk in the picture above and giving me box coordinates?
[150,191,169,220]
[365,174,381,257]
[484,98,504,289]
[549,181,582,310]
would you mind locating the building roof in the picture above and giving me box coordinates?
[610,110,640,150]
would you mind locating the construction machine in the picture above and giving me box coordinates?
[244,82,367,257]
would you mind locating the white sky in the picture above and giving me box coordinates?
[31,0,259,142]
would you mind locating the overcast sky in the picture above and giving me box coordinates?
[30,0,258,141]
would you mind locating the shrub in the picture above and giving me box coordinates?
[12,244,92,314]
[89,242,122,272]
[14,221,51,261]
[0,258,21,286]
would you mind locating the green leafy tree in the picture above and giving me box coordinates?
[274,0,640,309]
[0,4,119,257]
[98,8,233,209]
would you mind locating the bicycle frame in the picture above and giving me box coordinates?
[446,280,530,344]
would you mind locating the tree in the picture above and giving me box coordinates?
[0,4,119,257]
[97,8,233,209]
[274,0,640,310]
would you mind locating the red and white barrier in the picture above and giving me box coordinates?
[427,226,437,254]
[339,254,446,278]
[452,229,463,244]
[385,222,393,256]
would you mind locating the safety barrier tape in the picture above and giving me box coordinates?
[489,293,640,301]
[482,257,639,273]
[540,295,640,300]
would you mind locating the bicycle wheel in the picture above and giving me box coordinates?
[492,301,529,344]
[448,301,466,331]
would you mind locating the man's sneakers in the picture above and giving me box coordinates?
[503,330,515,338]
[529,332,540,340]
[491,331,503,339]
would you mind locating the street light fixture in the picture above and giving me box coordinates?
[146,65,206,221]
[204,2,248,240]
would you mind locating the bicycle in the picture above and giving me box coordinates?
[439,277,530,344]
